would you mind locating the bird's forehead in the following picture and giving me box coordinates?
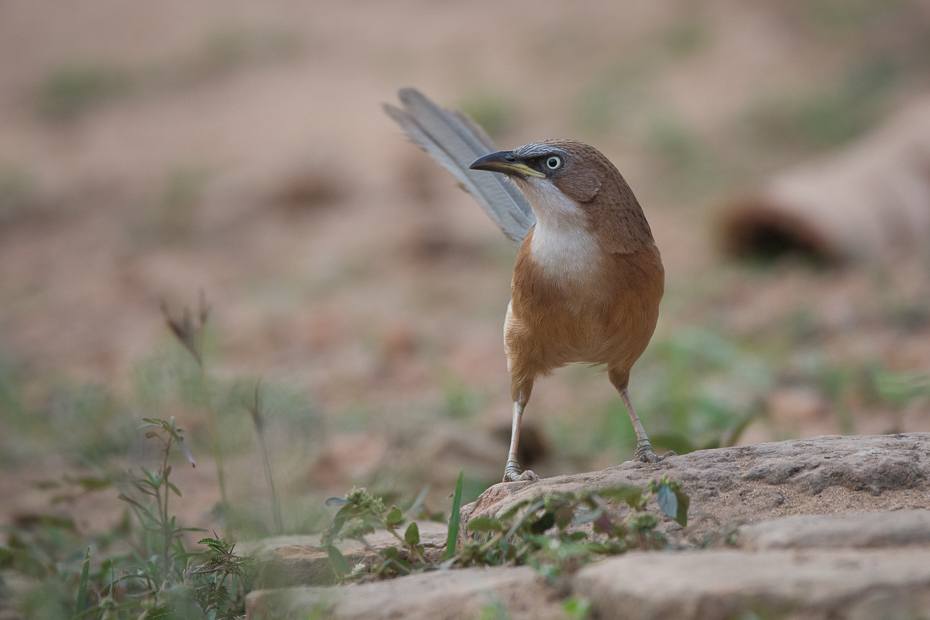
[513,142,568,159]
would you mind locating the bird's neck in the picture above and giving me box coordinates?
[520,180,603,283]
[518,178,655,283]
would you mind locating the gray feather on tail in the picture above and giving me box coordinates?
[383,88,535,248]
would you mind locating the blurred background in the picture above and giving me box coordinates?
[1,0,930,540]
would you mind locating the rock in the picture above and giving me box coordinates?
[239,521,449,587]
[245,566,565,620]
[573,547,930,620]
[242,434,930,619]
[738,510,930,550]
[463,434,930,536]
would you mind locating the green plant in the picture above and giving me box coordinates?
[117,417,197,587]
[320,489,431,580]
[0,417,253,619]
[321,476,688,583]
[186,537,255,619]
[632,328,771,456]
[162,294,231,535]
[36,65,132,120]
[244,382,284,535]
[562,597,593,620]
[868,368,930,410]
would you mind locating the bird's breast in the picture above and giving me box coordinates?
[508,241,664,369]
[528,221,603,284]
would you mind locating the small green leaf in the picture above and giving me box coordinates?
[73,476,111,492]
[657,484,677,521]
[562,596,593,620]
[404,522,420,546]
[529,511,555,534]
[383,557,411,575]
[630,512,659,533]
[327,545,350,577]
[466,518,502,532]
[386,507,403,524]
[555,506,574,529]
[572,507,605,526]
[167,482,182,497]
[498,498,532,521]
[380,547,399,560]
[75,547,90,613]
[444,471,463,560]
[599,486,643,507]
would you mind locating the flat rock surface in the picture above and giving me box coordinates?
[738,509,930,550]
[464,434,930,536]
[246,566,564,620]
[239,521,449,587]
[574,547,930,620]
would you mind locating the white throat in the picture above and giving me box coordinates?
[519,178,601,281]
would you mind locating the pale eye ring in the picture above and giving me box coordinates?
[545,156,562,170]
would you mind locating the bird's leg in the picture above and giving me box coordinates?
[502,395,538,483]
[619,388,676,464]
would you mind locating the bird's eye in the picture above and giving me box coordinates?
[545,156,562,170]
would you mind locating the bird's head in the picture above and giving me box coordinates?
[469,139,604,205]
[470,139,654,253]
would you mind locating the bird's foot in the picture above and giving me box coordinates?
[634,440,676,464]
[502,461,539,483]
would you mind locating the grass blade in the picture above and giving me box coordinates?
[75,547,90,615]
[443,471,463,560]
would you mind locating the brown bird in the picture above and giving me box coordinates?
[385,89,673,482]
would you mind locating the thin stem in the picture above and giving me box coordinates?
[255,425,283,535]
[161,435,172,586]
[198,364,231,538]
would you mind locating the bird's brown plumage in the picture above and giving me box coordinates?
[505,140,664,400]
[507,242,664,398]
[467,138,670,481]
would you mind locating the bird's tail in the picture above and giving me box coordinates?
[383,88,535,248]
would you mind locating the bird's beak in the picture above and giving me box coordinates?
[469,151,546,179]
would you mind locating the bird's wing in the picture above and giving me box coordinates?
[383,88,535,248]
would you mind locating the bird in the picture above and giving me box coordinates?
[384,88,673,482]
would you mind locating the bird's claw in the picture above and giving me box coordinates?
[635,440,676,464]
[502,461,539,483]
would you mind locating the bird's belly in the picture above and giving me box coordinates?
[505,293,649,372]
[507,244,664,377]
